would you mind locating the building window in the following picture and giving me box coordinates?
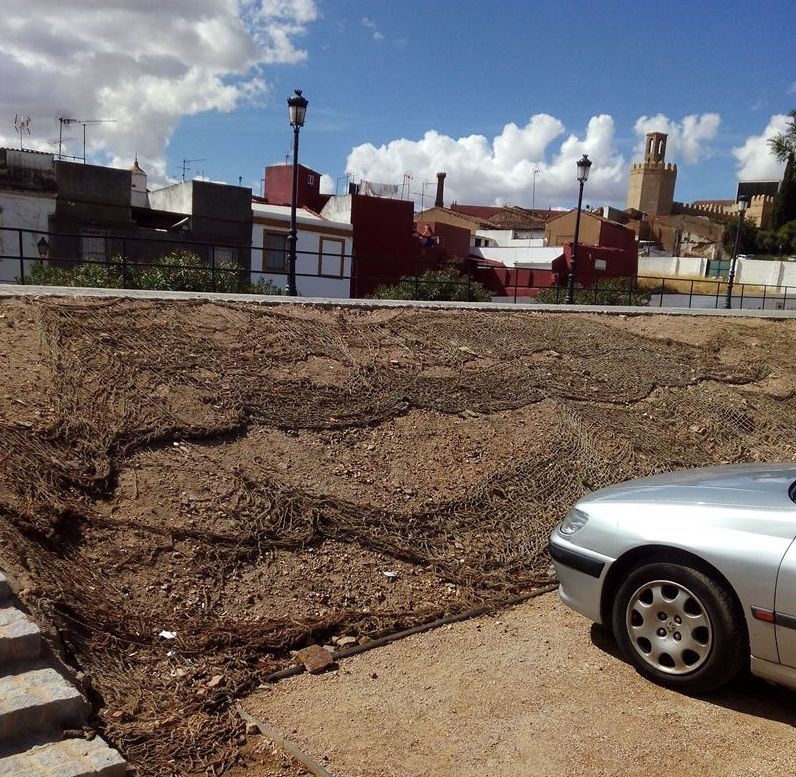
[263,230,287,272]
[318,237,345,278]
[214,246,238,264]
[307,174,315,185]
[81,228,108,262]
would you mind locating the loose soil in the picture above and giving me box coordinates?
[0,293,794,776]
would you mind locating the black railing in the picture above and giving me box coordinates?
[2,227,795,310]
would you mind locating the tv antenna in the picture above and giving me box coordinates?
[14,114,31,149]
[57,116,115,162]
[180,158,205,181]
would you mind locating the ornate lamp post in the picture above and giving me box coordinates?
[286,89,308,296]
[565,154,592,304]
[724,194,750,310]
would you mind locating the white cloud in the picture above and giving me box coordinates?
[0,0,318,180]
[633,113,721,165]
[345,113,627,208]
[733,114,789,181]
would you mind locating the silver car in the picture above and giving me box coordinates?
[548,462,796,694]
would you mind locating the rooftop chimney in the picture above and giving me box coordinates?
[435,171,446,208]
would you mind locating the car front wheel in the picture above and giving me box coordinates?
[612,561,747,693]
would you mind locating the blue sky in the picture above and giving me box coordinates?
[1,1,793,210]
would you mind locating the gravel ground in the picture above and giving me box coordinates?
[242,592,796,777]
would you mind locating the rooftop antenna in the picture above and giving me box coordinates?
[14,114,31,150]
[181,158,205,181]
[57,116,115,162]
[401,172,413,201]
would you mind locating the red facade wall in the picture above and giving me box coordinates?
[263,163,327,212]
[350,196,420,297]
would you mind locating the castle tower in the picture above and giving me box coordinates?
[626,132,677,216]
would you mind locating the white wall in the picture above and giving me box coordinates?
[638,256,707,278]
[639,254,796,292]
[0,191,56,282]
[736,257,796,290]
[252,206,353,298]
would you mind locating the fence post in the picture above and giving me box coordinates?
[18,229,25,284]
[121,237,128,288]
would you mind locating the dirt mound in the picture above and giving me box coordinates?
[0,296,794,775]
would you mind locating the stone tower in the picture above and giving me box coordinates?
[626,132,677,215]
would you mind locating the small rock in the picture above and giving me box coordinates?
[336,636,358,648]
[296,644,335,674]
[246,722,260,735]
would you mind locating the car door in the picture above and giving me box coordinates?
[775,540,796,667]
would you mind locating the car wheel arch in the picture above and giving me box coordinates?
[599,545,745,635]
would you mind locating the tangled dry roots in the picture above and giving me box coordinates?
[0,298,793,775]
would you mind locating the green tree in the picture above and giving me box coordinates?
[769,109,796,230]
[369,267,492,302]
[722,215,759,256]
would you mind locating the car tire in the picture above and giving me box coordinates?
[612,561,747,693]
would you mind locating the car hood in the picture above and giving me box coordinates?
[580,462,796,512]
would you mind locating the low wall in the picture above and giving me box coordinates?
[638,256,707,277]
[639,255,796,290]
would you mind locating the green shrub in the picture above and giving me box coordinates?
[22,257,127,288]
[369,267,492,302]
[21,250,282,295]
[535,277,650,306]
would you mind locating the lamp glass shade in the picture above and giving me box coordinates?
[737,195,750,213]
[37,237,49,258]
[576,154,592,182]
[288,89,308,127]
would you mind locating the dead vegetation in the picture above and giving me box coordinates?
[0,296,794,775]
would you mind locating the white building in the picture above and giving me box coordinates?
[470,228,562,270]
[0,150,56,283]
[251,201,353,298]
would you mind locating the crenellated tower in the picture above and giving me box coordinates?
[626,132,677,216]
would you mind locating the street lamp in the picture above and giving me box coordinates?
[532,167,540,213]
[724,194,750,310]
[36,236,49,260]
[564,154,592,304]
[286,88,308,296]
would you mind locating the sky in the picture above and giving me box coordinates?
[1,0,794,212]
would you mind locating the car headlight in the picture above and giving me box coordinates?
[559,507,589,535]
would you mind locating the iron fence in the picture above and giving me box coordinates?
[2,226,796,310]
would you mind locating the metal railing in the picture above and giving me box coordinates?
[2,227,795,309]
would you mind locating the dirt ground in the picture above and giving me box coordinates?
[242,591,796,777]
[0,292,795,775]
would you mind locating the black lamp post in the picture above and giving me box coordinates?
[565,154,592,304]
[724,194,750,310]
[286,88,308,297]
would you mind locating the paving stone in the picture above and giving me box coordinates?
[0,736,127,776]
[0,605,41,665]
[0,666,88,743]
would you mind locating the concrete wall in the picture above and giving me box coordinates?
[736,257,796,289]
[638,256,708,278]
[638,255,796,291]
